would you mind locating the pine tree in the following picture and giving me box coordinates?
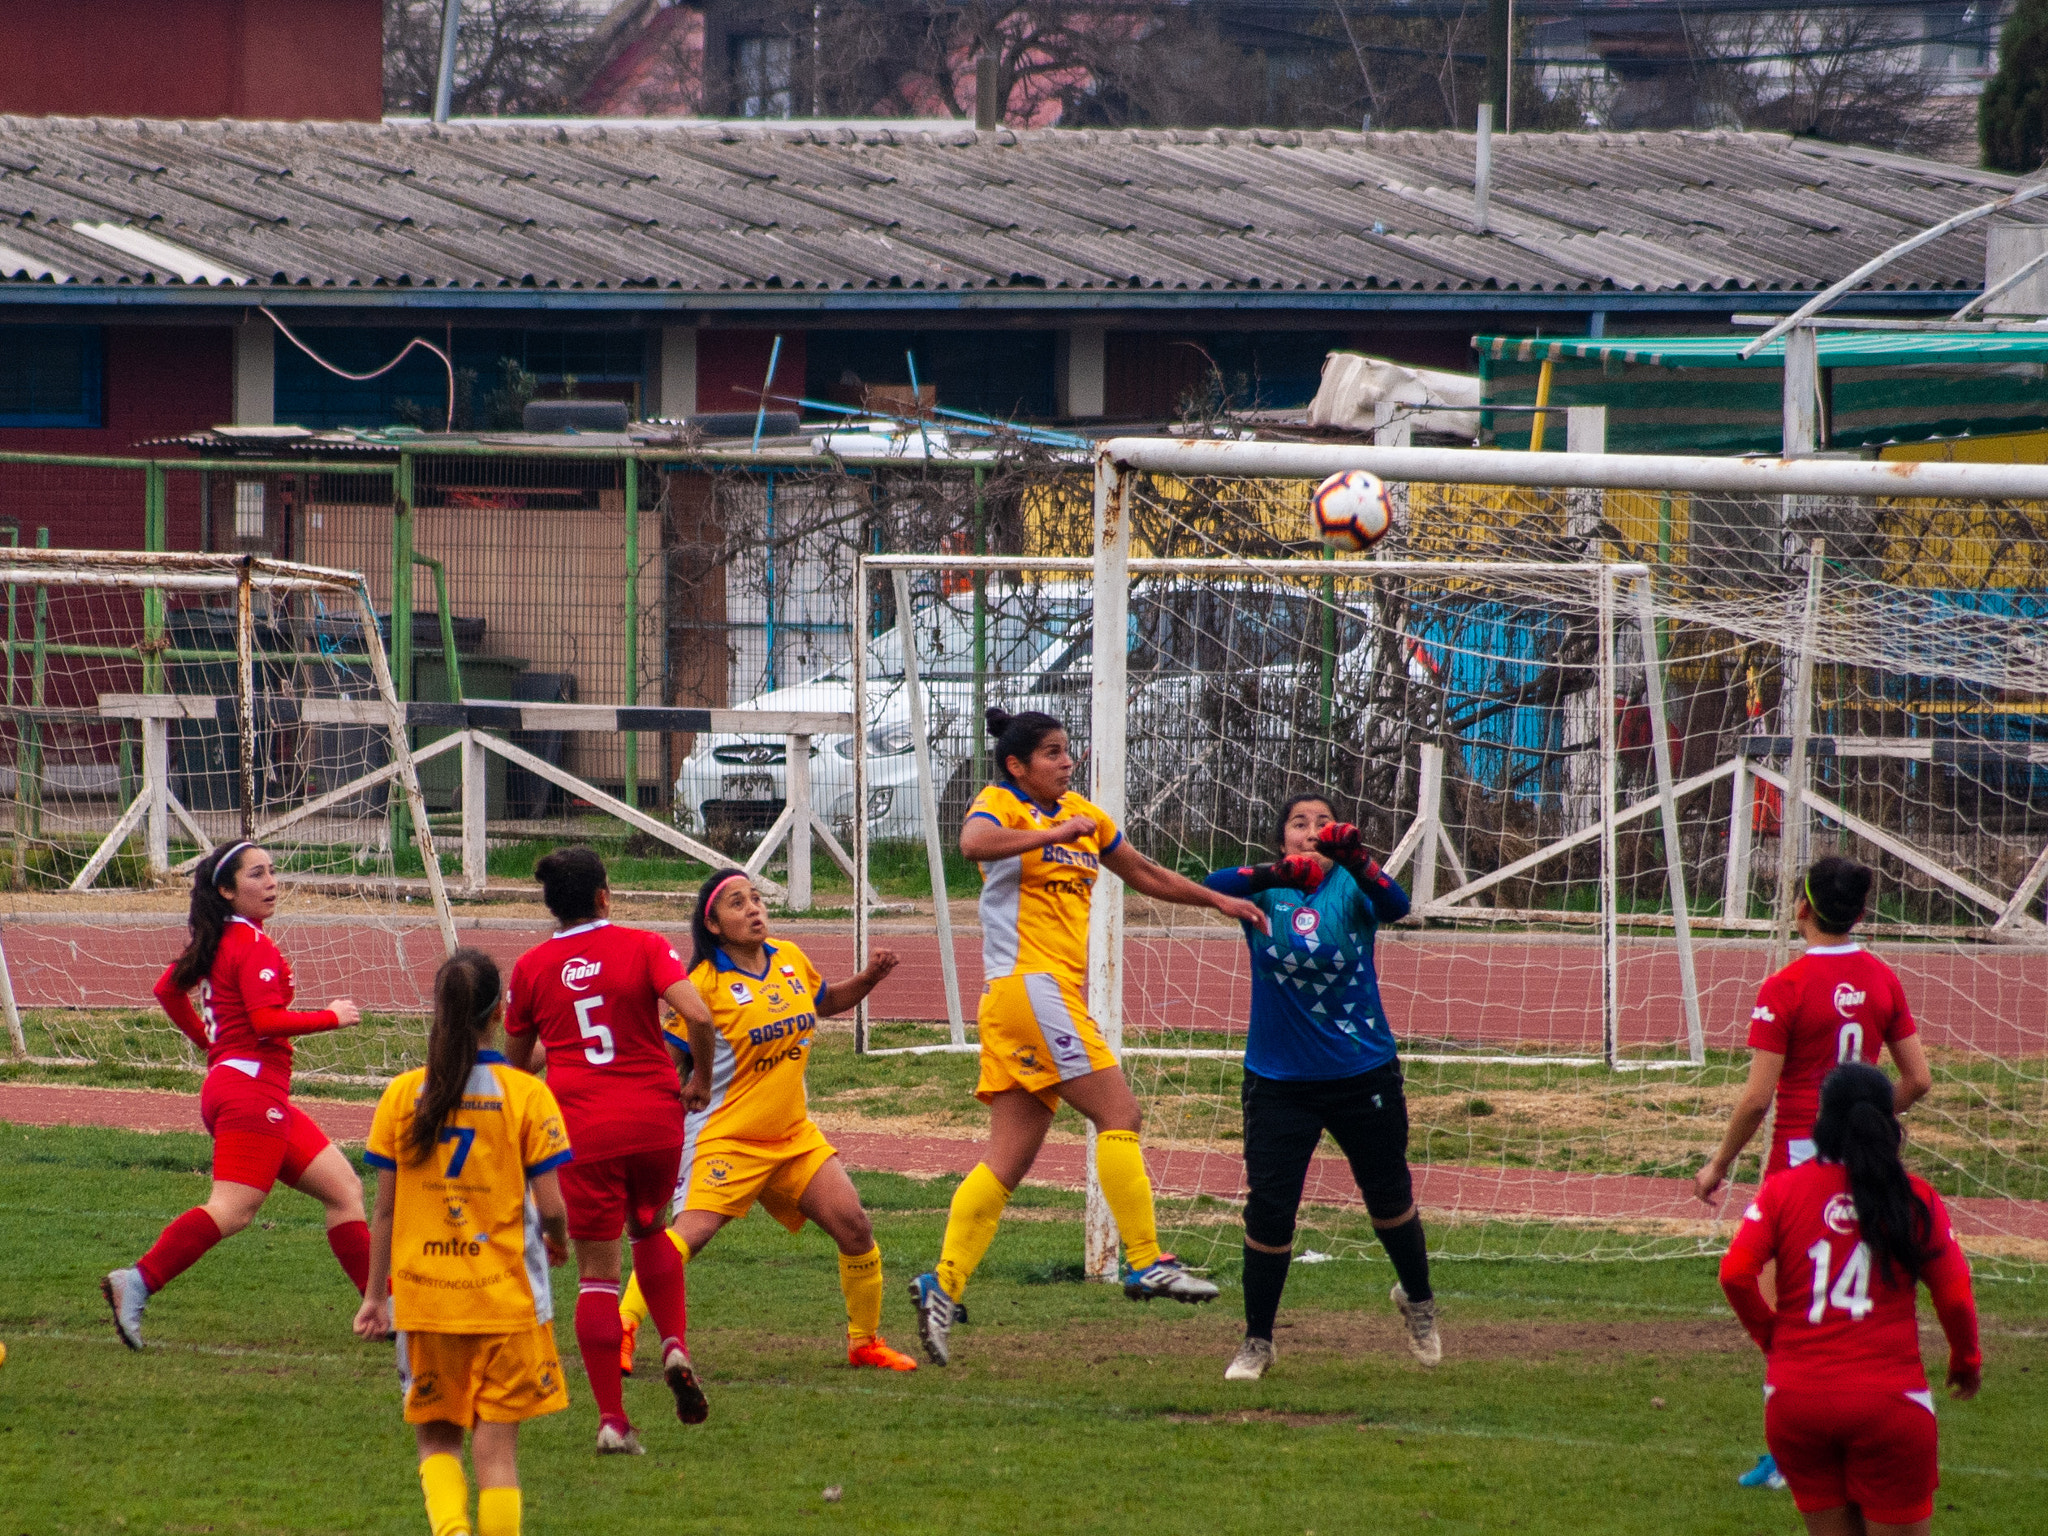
[1982,0,2048,172]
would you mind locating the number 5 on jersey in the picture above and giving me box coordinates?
[574,994,615,1065]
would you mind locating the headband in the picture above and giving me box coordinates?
[212,841,256,882]
[1805,873,1861,927]
[705,870,751,909]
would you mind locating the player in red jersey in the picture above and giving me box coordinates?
[504,847,715,1455]
[101,841,366,1348]
[1695,855,1935,1490]
[1721,1062,1981,1535]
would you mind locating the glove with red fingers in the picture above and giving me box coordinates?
[1314,822,1382,882]
[1239,855,1325,895]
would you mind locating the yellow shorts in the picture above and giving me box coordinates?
[680,1120,837,1233]
[975,972,1118,1109]
[396,1322,569,1426]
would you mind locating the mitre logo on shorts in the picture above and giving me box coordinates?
[1833,983,1866,1015]
[1292,908,1321,937]
[560,957,602,991]
[1824,1193,1859,1235]
[265,1106,285,1123]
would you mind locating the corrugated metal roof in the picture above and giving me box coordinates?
[0,116,2039,300]
[1480,331,2048,367]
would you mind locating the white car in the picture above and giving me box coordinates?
[673,582,1090,843]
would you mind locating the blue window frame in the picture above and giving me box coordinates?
[0,326,103,428]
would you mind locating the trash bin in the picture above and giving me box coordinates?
[414,649,527,815]
[168,608,281,813]
[506,671,575,819]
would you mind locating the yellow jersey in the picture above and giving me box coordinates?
[671,939,826,1146]
[967,781,1122,984]
[364,1051,573,1334]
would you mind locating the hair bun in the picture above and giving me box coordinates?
[985,706,1013,738]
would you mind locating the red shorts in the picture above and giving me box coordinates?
[1766,1385,1939,1525]
[199,1067,331,1191]
[556,1144,683,1242]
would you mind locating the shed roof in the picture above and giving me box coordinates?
[0,116,2040,309]
[1479,330,2048,368]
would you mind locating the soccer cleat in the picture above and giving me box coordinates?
[1738,1453,1787,1491]
[1224,1335,1275,1382]
[1122,1254,1220,1304]
[662,1343,710,1425]
[848,1337,919,1372]
[101,1268,148,1351]
[1391,1283,1442,1368]
[595,1420,645,1456]
[909,1271,956,1367]
[619,1316,637,1377]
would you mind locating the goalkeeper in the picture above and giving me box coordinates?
[1202,792,1439,1381]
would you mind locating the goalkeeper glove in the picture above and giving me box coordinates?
[1239,855,1325,894]
[1314,822,1382,882]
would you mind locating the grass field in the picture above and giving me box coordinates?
[3,1119,2044,1536]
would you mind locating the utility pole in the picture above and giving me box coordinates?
[1486,0,1512,132]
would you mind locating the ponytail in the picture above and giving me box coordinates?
[170,841,260,991]
[1813,1061,1932,1285]
[406,947,501,1165]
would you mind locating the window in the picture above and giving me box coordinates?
[0,326,102,428]
[731,34,795,118]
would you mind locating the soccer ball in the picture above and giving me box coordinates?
[1310,470,1394,552]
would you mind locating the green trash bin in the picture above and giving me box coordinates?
[413,650,526,815]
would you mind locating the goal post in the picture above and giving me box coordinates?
[0,548,458,1076]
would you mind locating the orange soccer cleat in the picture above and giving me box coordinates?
[847,1336,919,1372]
[619,1316,637,1377]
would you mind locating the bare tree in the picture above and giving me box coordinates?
[385,0,600,116]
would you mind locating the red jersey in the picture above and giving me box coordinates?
[505,919,688,1161]
[1721,1159,1979,1396]
[1747,944,1916,1173]
[152,917,323,1091]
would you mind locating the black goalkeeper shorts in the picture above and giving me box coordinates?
[1240,1063,1415,1246]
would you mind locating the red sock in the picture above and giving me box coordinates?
[629,1231,689,1353]
[326,1219,371,1295]
[136,1207,224,1293]
[575,1281,628,1428]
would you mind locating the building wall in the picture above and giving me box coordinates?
[0,0,382,123]
[697,329,807,422]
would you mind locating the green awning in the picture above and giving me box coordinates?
[1478,330,2048,370]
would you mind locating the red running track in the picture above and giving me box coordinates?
[7,1082,2045,1244]
[7,918,2044,1059]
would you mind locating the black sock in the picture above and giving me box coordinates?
[1241,1243,1292,1340]
[1375,1214,1432,1304]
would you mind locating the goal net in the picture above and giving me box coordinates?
[858,445,2048,1280]
[0,550,456,1082]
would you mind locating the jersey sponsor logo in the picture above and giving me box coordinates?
[1833,982,1866,1015]
[1823,1193,1859,1235]
[560,957,602,991]
[258,968,276,982]
[1040,843,1099,870]
[266,1106,285,1123]
[1291,908,1321,937]
[745,1012,816,1047]
[729,980,755,1005]
[420,1237,486,1257]
[1752,1005,1776,1023]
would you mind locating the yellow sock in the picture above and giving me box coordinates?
[618,1227,691,1327]
[934,1163,1012,1301]
[1095,1130,1161,1271]
[418,1452,471,1536]
[838,1244,884,1344]
[476,1486,521,1536]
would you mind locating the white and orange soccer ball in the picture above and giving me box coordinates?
[1310,470,1394,552]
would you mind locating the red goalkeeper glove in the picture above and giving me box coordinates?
[1240,855,1325,894]
[1314,822,1381,881]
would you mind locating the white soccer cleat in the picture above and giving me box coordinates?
[101,1267,148,1351]
[909,1271,956,1367]
[1224,1335,1275,1381]
[1392,1283,1441,1368]
[1123,1254,1220,1304]
[595,1420,645,1456]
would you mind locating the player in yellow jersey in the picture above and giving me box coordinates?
[356,950,573,1536]
[616,868,916,1371]
[909,707,1269,1365]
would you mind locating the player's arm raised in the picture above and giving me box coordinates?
[352,1167,397,1340]
[1694,1049,1784,1204]
[1102,837,1269,934]
[818,949,898,1017]
[960,813,1094,862]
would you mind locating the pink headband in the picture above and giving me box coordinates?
[705,870,751,908]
